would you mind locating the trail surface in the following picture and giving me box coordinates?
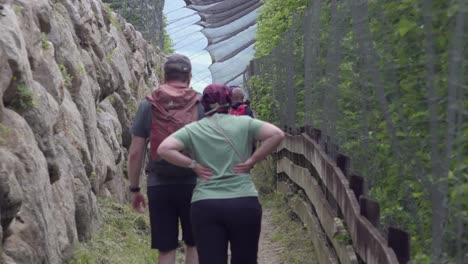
[258,209,283,264]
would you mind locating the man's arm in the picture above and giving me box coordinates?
[128,136,147,188]
[128,136,147,213]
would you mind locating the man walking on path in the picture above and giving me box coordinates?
[230,87,254,117]
[128,54,200,264]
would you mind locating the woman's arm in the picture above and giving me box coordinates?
[234,123,285,173]
[157,137,212,180]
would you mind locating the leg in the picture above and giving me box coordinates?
[184,245,198,264]
[177,185,198,264]
[191,200,229,264]
[158,250,176,264]
[226,197,262,264]
[147,186,179,264]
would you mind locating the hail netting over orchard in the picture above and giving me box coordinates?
[244,0,467,262]
[183,0,262,86]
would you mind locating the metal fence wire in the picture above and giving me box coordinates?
[244,0,467,262]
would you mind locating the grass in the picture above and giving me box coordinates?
[40,33,49,50]
[261,193,318,264]
[0,124,10,144]
[106,48,115,64]
[68,198,158,264]
[10,83,35,113]
[78,64,86,76]
[152,64,163,83]
[128,99,138,118]
[103,4,121,31]
[13,5,23,14]
[252,157,317,264]
[58,63,73,89]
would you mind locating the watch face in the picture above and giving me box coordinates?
[189,160,197,169]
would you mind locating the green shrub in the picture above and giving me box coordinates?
[10,83,35,113]
[162,15,175,54]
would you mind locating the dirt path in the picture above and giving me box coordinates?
[258,209,283,264]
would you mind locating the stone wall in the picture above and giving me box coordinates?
[0,0,163,263]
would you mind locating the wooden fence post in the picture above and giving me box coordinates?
[299,126,306,134]
[349,175,365,200]
[359,196,380,227]
[336,153,351,178]
[309,128,321,143]
[388,227,410,264]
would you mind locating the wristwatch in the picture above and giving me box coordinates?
[129,186,141,193]
[188,159,197,169]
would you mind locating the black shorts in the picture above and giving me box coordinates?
[147,184,196,251]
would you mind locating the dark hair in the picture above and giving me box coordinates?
[201,84,232,115]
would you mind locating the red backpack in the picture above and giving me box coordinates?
[146,84,199,160]
[229,104,248,116]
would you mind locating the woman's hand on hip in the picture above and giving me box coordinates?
[234,159,255,173]
[194,164,213,181]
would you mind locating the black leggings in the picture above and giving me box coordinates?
[191,197,262,264]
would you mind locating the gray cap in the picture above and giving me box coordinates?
[164,54,191,74]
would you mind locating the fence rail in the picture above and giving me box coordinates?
[274,127,410,264]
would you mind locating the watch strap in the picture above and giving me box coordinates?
[129,186,141,193]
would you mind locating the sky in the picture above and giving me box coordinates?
[163,0,212,93]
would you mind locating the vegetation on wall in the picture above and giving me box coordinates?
[162,15,175,55]
[250,0,467,262]
[10,83,35,113]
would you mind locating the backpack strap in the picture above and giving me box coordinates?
[197,102,204,120]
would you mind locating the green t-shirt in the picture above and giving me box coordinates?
[171,114,265,202]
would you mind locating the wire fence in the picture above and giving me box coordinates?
[244,0,467,262]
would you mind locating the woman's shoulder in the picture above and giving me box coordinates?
[220,114,252,120]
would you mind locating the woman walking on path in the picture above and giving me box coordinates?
[157,84,284,264]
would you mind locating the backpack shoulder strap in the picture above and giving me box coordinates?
[197,102,204,120]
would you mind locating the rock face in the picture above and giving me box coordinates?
[103,0,166,48]
[0,0,163,263]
